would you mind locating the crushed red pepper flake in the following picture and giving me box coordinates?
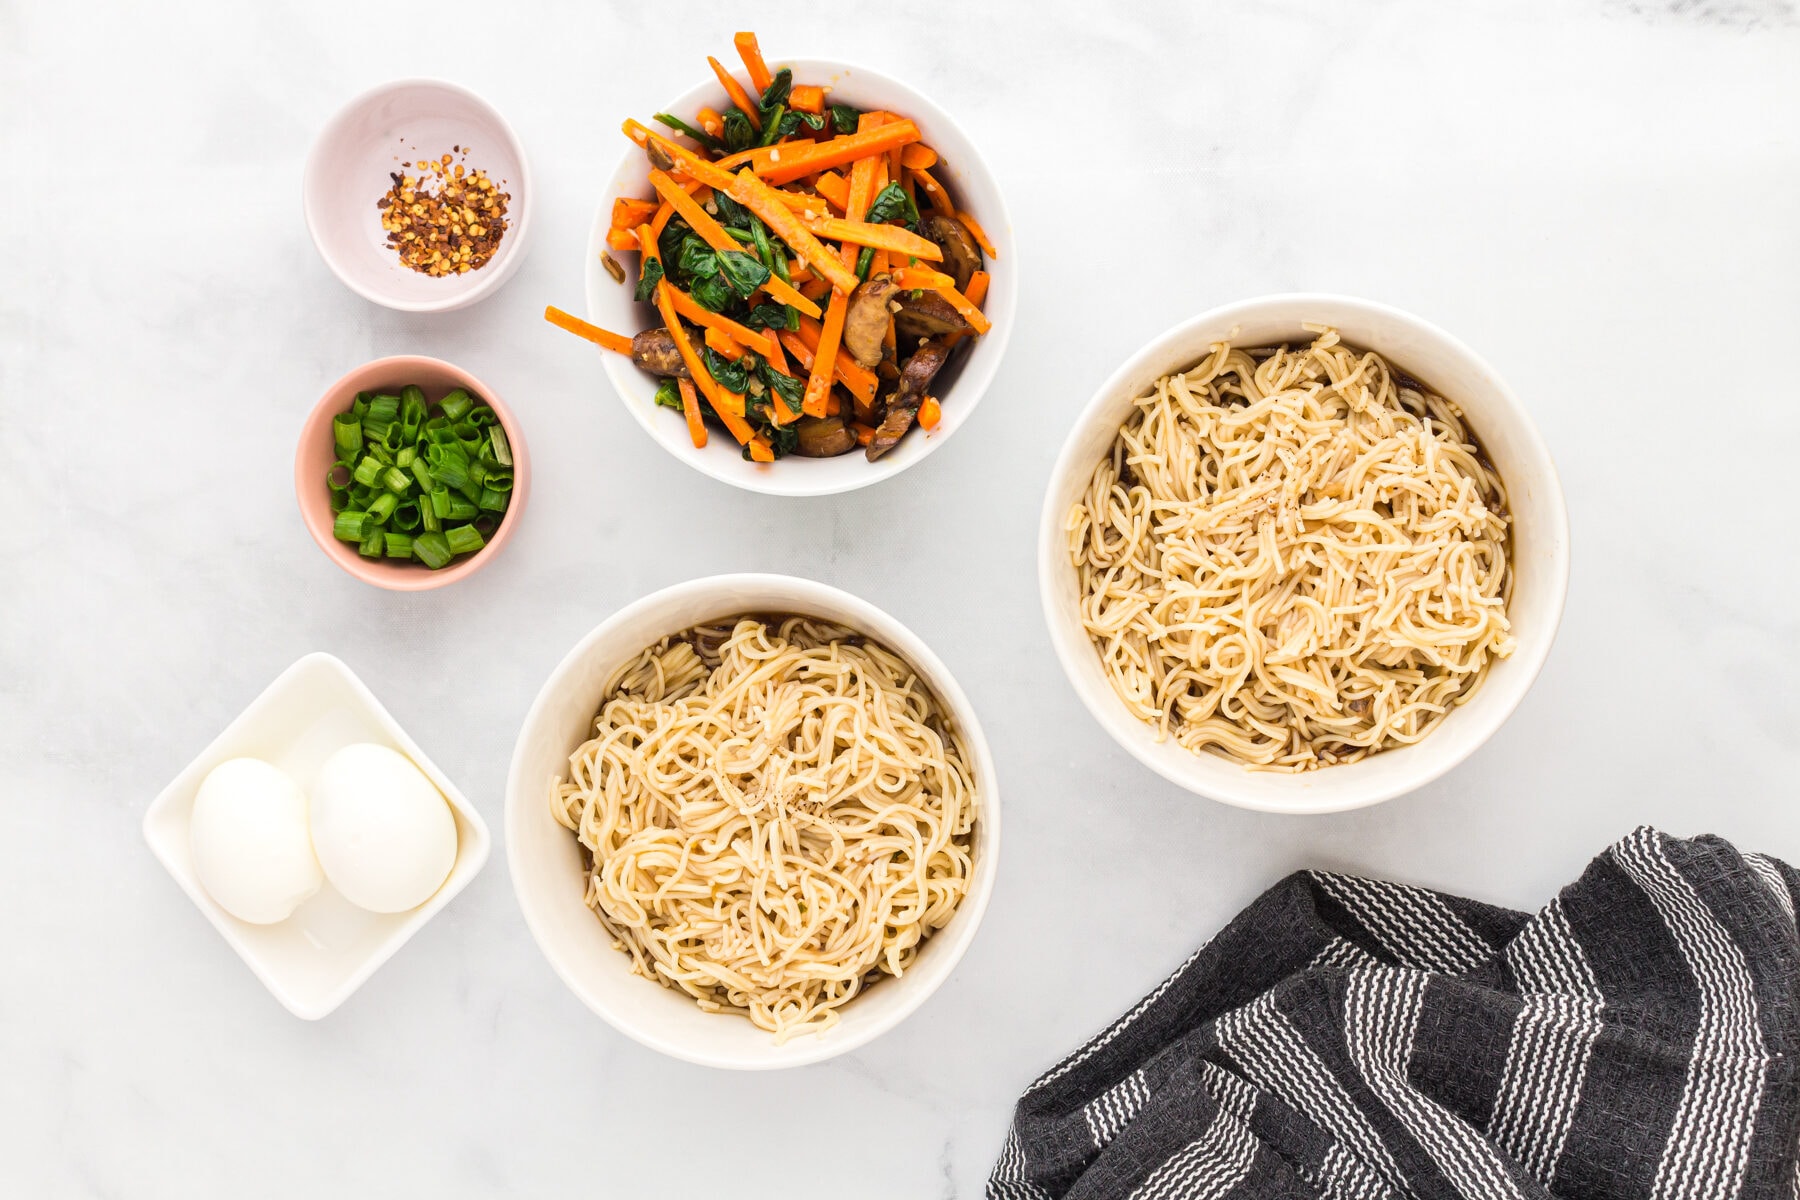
[377,147,510,277]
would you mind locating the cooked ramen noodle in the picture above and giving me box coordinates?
[551,616,978,1040]
[1067,326,1513,770]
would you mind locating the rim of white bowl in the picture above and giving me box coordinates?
[1038,293,1572,814]
[586,57,1016,497]
[302,77,534,313]
[505,573,1002,1068]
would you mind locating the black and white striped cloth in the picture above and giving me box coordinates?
[989,828,1800,1200]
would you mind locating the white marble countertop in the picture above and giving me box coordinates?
[7,1,1799,1195]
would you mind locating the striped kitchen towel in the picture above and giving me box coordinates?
[989,828,1800,1200]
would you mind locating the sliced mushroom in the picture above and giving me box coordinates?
[630,328,690,378]
[893,290,974,341]
[842,279,897,368]
[793,415,858,457]
[918,213,983,292]
[645,139,676,172]
[867,341,950,461]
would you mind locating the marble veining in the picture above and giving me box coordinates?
[4,1,1798,1195]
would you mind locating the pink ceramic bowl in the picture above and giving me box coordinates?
[295,355,529,590]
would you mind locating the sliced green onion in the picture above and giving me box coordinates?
[328,463,354,490]
[352,456,384,488]
[333,510,370,542]
[382,465,412,494]
[438,389,474,422]
[483,470,513,493]
[444,524,485,556]
[351,391,372,419]
[430,486,453,518]
[384,532,414,559]
[420,501,441,532]
[392,500,422,532]
[477,487,507,512]
[446,494,478,520]
[410,458,433,491]
[412,530,453,569]
[468,406,498,428]
[329,487,350,514]
[472,513,499,537]
[366,439,394,466]
[367,491,399,523]
[358,526,385,557]
[364,393,400,433]
[488,426,512,467]
[333,414,362,458]
[394,445,416,470]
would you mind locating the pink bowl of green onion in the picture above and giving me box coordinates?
[296,355,529,590]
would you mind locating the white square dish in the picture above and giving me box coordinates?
[142,652,490,1019]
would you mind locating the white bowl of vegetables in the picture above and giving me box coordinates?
[568,39,1014,497]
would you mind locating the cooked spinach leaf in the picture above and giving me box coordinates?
[759,67,792,112]
[689,272,734,312]
[633,256,664,303]
[712,190,754,230]
[758,360,805,414]
[829,104,861,135]
[703,347,751,393]
[676,236,719,282]
[864,182,919,228]
[743,302,792,330]
[717,249,772,298]
[722,109,757,153]
[652,378,684,411]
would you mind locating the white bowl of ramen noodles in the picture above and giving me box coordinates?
[1041,295,1569,813]
[506,574,998,1069]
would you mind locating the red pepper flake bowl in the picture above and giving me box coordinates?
[304,79,533,312]
[295,356,529,590]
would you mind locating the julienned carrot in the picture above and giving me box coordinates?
[669,288,777,356]
[801,216,942,261]
[544,306,634,356]
[612,197,659,229]
[964,270,990,309]
[955,210,999,260]
[748,434,775,463]
[812,171,850,212]
[704,326,746,360]
[708,56,762,130]
[728,169,862,294]
[900,143,938,170]
[890,266,955,290]
[747,120,921,186]
[764,330,790,372]
[910,166,954,215]
[678,377,706,448]
[919,396,942,431]
[606,228,639,252]
[803,288,848,417]
[648,168,822,319]
[793,313,878,402]
[696,107,724,138]
[780,327,875,407]
[799,276,831,302]
[789,84,825,114]
[851,422,876,447]
[639,132,833,218]
[652,284,754,445]
[732,32,773,95]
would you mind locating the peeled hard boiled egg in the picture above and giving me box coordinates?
[309,743,457,913]
[189,758,324,924]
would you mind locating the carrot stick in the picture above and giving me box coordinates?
[668,288,777,356]
[746,120,921,186]
[696,106,724,138]
[851,422,876,447]
[704,326,746,360]
[910,166,954,215]
[605,228,639,252]
[648,168,822,319]
[900,144,939,170]
[793,313,878,403]
[764,330,790,372]
[611,197,659,229]
[747,434,775,463]
[544,305,634,356]
[652,285,754,444]
[732,33,774,95]
[789,84,826,114]
[708,56,762,130]
[825,393,842,417]
[812,171,851,212]
[800,216,942,261]
[803,288,848,417]
[798,276,831,302]
[919,396,942,431]
[955,210,999,260]
[643,134,832,217]
[678,378,707,448]
[889,266,956,290]
[727,169,862,294]
[964,269,990,309]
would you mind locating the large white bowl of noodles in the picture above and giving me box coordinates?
[506,574,999,1069]
[1040,294,1569,814]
